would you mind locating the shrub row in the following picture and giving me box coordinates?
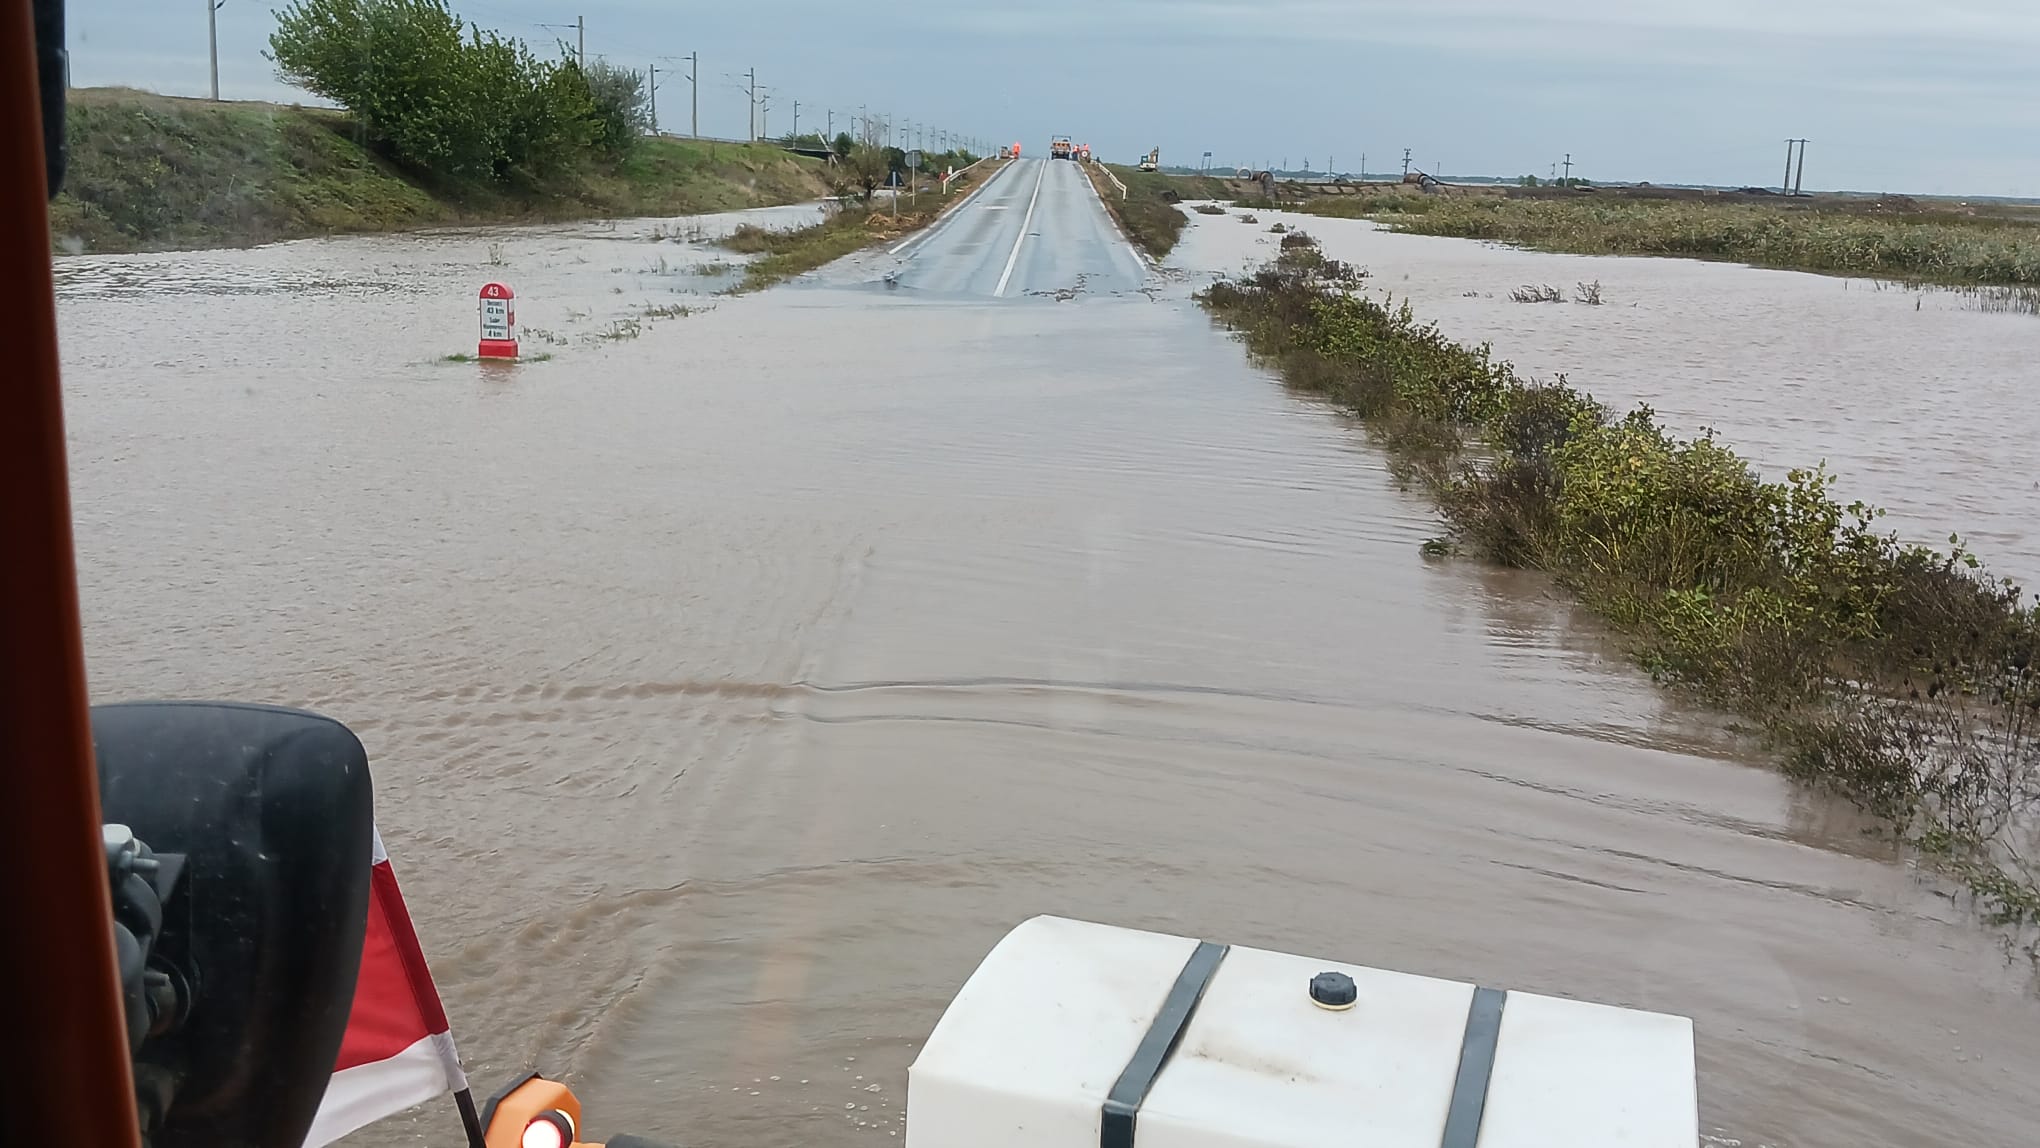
[1200,237,2040,929]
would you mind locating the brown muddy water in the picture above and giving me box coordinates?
[1177,205,2040,588]
[54,203,2039,1148]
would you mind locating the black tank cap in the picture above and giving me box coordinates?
[1309,971,1357,1009]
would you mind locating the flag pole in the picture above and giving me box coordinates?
[454,1087,487,1148]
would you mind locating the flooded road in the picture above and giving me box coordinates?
[888,157,1148,298]
[55,185,2039,1148]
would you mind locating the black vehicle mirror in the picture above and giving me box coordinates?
[34,0,64,197]
[94,702,375,1148]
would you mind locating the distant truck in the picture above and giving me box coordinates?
[1138,148,1159,172]
[1050,136,1074,161]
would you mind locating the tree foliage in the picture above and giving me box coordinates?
[583,60,651,157]
[268,0,609,183]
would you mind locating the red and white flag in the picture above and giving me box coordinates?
[304,828,473,1147]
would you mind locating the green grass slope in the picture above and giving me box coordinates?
[50,88,833,254]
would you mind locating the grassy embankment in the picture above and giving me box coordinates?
[1083,165,1234,259]
[718,161,1004,292]
[1200,234,2040,935]
[49,89,832,254]
[1263,188,2040,292]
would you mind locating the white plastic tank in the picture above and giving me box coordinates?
[907,916,1695,1148]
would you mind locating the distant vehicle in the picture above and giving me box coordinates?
[1050,136,1074,161]
[1138,148,1160,172]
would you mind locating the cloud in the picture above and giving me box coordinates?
[58,0,2040,194]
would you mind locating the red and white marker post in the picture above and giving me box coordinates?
[477,282,518,360]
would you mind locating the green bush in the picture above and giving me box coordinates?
[268,0,607,183]
[583,60,650,158]
[1199,234,2040,929]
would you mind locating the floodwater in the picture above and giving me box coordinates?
[54,190,2039,1148]
[1177,204,2040,587]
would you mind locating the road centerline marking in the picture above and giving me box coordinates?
[993,160,1049,298]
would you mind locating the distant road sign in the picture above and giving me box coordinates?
[906,149,922,167]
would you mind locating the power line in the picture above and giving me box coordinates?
[536,14,584,70]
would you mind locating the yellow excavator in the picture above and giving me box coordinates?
[1138,148,1160,172]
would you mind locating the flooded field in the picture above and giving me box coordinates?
[1174,205,2040,587]
[55,198,2040,1148]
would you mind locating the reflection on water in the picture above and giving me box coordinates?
[56,208,2040,1148]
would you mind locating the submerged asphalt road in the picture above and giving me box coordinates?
[886,157,1149,299]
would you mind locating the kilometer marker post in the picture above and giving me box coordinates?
[477,283,519,360]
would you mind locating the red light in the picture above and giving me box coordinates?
[521,1110,575,1148]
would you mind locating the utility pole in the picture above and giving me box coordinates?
[207,0,224,101]
[1783,139,1796,194]
[1793,139,1808,195]
[827,109,834,142]
[647,64,658,135]
[792,99,800,140]
[1402,148,1412,177]
[747,68,757,140]
[1562,153,1573,183]
[688,52,698,139]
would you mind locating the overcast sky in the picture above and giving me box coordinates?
[67,0,2040,194]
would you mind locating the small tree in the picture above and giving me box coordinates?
[583,59,651,157]
[832,131,854,158]
[504,51,599,178]
[839,143,892,202]
[271,0,499,179]
[270,0,608,183]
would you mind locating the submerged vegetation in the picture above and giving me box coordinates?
[1199,235,2040,931]
[1279,195,2040,286]
[719,207,933,292]
[714,148,997,291]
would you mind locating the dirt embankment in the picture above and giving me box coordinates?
[50,88,836,254]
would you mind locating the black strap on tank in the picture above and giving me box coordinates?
[1439,986,1509,1148]
[1100,940,1230,1148]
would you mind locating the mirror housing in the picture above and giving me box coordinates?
[94,701,375,1148]
[33,0,65,197]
